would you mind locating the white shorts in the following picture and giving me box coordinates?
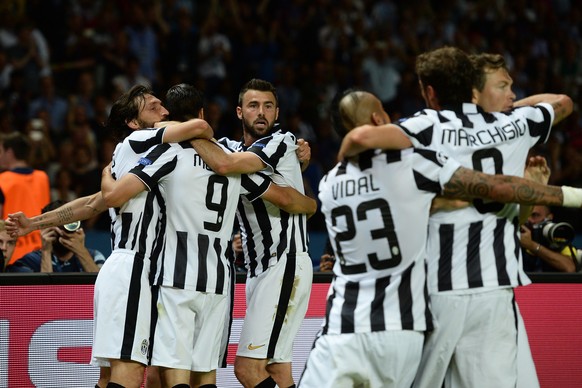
[150,286,229,372]
[91,250,153,367]
[237,252,313,362]
[299,330,423,388]
[413,288,524,388]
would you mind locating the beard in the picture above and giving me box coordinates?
[135,118,156,129]
[242,116,275,140]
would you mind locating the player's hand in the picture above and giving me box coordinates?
[6,212,33,237]
[319,253,335,272]
[296,139,311,171]
[524,155,550,185]
[232,232,243,254]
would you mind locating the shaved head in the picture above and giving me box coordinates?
[332,90,390,137]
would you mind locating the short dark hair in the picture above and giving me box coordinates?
[165,84,204,121]
[416,46,477,106]
[105,84,153,140]
[0,132,30,162]
[238,78,278,107]
[470,53,508,92]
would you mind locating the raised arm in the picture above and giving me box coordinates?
[191,139,266,175]
[159,118,213,143]
[261,184,317,218]
[338,124,413,160]
[513,94,573,126]
[101,165,147,208]
[5,192,107,237]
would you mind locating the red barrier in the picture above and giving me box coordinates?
[0,282,580,387]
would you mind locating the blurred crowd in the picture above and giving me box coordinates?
[0,0,581,233]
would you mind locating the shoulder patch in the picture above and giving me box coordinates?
[138,157,153,166]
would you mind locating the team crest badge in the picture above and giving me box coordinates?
[141,339,149,355]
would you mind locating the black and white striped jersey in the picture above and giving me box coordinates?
[218,130,309,278]
[396,103,554,294]
[129,142,270,293]
[318,148,461,334]
[109,128,167,267]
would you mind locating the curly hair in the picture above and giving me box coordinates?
[415,46,477,107]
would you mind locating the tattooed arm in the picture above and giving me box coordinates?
[443,167,564,206]
[513,93,573,125]
[5,192,107,237]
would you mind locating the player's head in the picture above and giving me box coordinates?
[470,53,516,113]
[105,84,168,140]
[165,83,205,121]
[415,46,476,109]
[237,78,279,140]
[331,89,391,138]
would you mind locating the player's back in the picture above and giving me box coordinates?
[397,103,555,292]
[132,142,254,293]
[318,148,459,334]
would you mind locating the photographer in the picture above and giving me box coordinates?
[6,200,105,273]
[521,205,581,273]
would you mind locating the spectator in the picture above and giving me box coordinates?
[197,16,231,99]
[28,75,69,137]
[0,229,16,272]
[0,131,50,264]
[50,167,78,203]
[521,205,581,273]
[6,200,104,273]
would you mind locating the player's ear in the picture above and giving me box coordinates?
[126,119,140,130]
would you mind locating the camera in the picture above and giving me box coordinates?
[62,221,81,233]
[528,220,575,250]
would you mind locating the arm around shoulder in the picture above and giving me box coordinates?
[513,93,573,125]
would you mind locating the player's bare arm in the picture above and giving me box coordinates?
[6,192,107,237]
[101,165,147,208]
[338,124,412,160]
[262,184,317,217]
[443,167,569,206]
[191,138,266,175]
[513,93,573,125]
[159,118,214,143]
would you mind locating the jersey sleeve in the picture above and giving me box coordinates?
[394,112,435,148]
[126,127,166,154]
[513,103,554,146]
[128,143,178,191]
[410,148,461,194]
[246,131,298,174]
[240,171,272,202]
